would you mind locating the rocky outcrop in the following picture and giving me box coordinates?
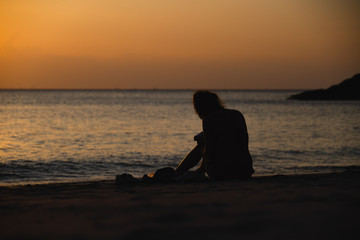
[289,74,360,100]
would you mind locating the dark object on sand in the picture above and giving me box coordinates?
[115,167,208,185]
[115,173,141,184]
[143,167,175,183]
[288,73,360,100]
[115,167,177,184]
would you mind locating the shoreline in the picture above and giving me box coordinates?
[1,167,359,188]
[1,170,360,239]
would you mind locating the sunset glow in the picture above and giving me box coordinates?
[1,0,359,89]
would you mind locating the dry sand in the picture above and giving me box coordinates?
[1,170,359,240]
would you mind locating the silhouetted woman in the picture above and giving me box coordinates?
[175,90,254,180]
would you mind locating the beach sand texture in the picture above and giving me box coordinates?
[1,171,359,240]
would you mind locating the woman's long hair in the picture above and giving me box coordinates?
[193,90,224,119]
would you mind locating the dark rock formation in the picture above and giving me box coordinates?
[288,74,360,100]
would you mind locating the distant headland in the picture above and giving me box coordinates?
[288,74,360,100]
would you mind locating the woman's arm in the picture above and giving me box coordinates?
[174,145,203,176]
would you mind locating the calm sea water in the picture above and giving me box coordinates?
[1,90,359,186]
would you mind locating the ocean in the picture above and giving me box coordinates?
[1,90,359,186]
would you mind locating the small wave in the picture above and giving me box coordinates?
[284,165,360,172]
[0,157,160,186]
[0,173,21,179]
[253,164,360,176]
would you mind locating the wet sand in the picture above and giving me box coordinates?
[1,170,359,240]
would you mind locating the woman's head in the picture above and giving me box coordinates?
[193,90,224,119]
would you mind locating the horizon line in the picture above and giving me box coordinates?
[0,88,307,91]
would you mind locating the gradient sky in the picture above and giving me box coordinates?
[1,0,359,89]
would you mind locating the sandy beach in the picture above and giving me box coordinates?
[1,170,359,240]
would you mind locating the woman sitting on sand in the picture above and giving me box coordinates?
[175,90,254,180]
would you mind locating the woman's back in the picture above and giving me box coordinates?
[203,108,253,180]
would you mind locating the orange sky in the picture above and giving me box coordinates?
[0,0,359,89]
